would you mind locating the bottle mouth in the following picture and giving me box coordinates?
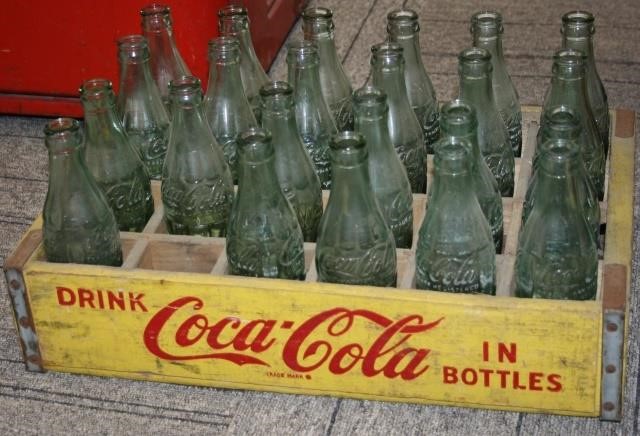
[302,7,334,37]
[539,139,580,175]
[387,9,419,35]
[330,131,366,151]
[470,11,503,36]
[45,117,80,136]
[440,99,477,131]
[218,4,248,19]
[552,48,586,71]
[286,40,319,66]
[540,105,580,140]
[208,36,240,60]
[259,81,293,99]
[44,118,82,152]
[117,35,150,60]
[370,42,404,66]
[140,3,170,16]
[237,127,274,163]
[79,78,114,102]
[353,85,387,107]
[169,76,202,103]
[302,7,333,20]
[218,5,249,34]
[562,10,595,36]
[458,47,492,78]
[434,138,471,176]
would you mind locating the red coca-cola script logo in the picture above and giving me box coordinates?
[143,297,443,380]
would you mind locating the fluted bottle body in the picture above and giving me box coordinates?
[459,47,514,196]
[387,9,439,152]
[302,7,354,130]
[227,128,305,279]
[316,132,397,286]
[260,81,323,242]
[516,138,598,300]
[116,35,170,179]
[43,118,122,266]
[162,76,234,236]
[371,42,426,193]
[80,79,154,232]
[471,11,522,157]
[287,40,336,189]
[204,36,257,183]
[353,86,413,249]
[440,99,503,252]
[218,5,269,122]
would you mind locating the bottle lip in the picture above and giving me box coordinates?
[371,42,404,66]
[117,35,150,60]
[541,105,581,138]
[259,81,293,99]
[237,127,274,163]
[562,10,595,36]
[140,3,172,31]
[387,9,419,35]
[169,75,202,98]
[434,138,471,176]
[208,36,240,59]
[44,117,80,136]
[286,39,319,65]
[470,11,504,36]
[140,3,170,17]
[330,131,366,151]
[538,138,580,175]
[553,48,586,66]
[79,78,114,102]
[218,4,248,19]
[458,47,492,78]
[44,118,82,153]
[440,99,478,131]
[302,6,333,21]
[302,6,335,37]
[353,85,387,107]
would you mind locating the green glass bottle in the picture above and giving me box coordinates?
[116,35,170,180]
[415,137,495,294]
[440,99,503,252]
[302,7,354,130]
[218,5,269,122]
[260,81,323,242]
[316,132,397,287]
[562,11,610,156]
[140,3,191,113]
[471,11,522,157]
[458,47,514,197]
[43,118,122,266]
[162,76,234,236]
[80,78,154,232]
[515,138,598,300]
[524,105,600,244]
[353,86,413,249]
[227,128,306,280]
[387,9,439,153]
[287,40,337,189]
[204,36,258,184]
[371,42,426,193]
[542,48,605,199]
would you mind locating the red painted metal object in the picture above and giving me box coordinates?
[0,0,303,117]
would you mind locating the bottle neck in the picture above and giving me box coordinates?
[563,36,596,67]
[330,152,376,208]
[237,151,282,200]
[391,34,423,72]
[261,98,299,141]
[372,64,408,103]
[535,165,580,212]
[459,75,493,106]
[170,98,211,149]
[548,74,587,107]
[206,60,246,100]
[441,125,482,163]
[312,34,343,71]
[355,109,392,154]
[83,97,125,142]
[236,29,269,84]
[118,57,156,97]
[288,61,324,97]
[431,169,474,202]
[143,25,189,71]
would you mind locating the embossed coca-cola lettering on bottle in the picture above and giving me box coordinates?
[227,128,305,280]
[162,76,234,236]
[316,132,397,287]
[415,137,496,294]
[80,79,154,232]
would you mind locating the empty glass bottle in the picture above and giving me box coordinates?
[387,9,439,152]
[562,11,610,156]
[43,118,122,266]
[353,86,413,249]
[371,42,426,193]
[218,5,269,122]
[524,106,600,244]
[471,11,522,157]
[543,48,605,199]
[204,36,257,183]
[80,79,154,232]
[416,137,495,294]
[162,76,234,236]
[440,99,503,252]
[302,7,354,130]
[116,35,170,180]
[140,3,191,113]
[459,47,514,197]
[316,132,397,287]
[515,138,598,300]
[287,40,336,189]
[227,128,306,279]
[260,81,323,242]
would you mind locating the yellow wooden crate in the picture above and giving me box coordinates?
[3,107,635,420]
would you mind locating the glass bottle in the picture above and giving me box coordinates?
[162,76,234,236]
[42,118,122,266]
[562,11,610,156]
[471,11,522,157]
[387,9,439,152]
[116,35,170,180]
[524,105,600,244]
[353,86,413,249]
[440,99,503,252]
[218,5,269,122]
[227,128,306,280]
[371,42,426,193]
[287,40,337,189]
[415,137,495,294]
[140,3,191,113]
[260,81,323,243]
[302,7,354,130]
[316,132,397,287]
[542,48,605,199]
[515,138,598,300]
[80,79,154,232]
[458,47,515,197]
[204,36,257,184]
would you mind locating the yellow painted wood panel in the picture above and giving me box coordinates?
[24,264,601,416]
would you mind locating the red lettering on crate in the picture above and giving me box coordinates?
[441,366,563,392]
[55,286,147,312]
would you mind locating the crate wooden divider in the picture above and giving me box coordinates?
[4,106,635,420]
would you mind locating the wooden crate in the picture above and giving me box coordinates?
[3,107,635,420]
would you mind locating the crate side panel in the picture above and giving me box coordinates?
[23,266,601,416]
